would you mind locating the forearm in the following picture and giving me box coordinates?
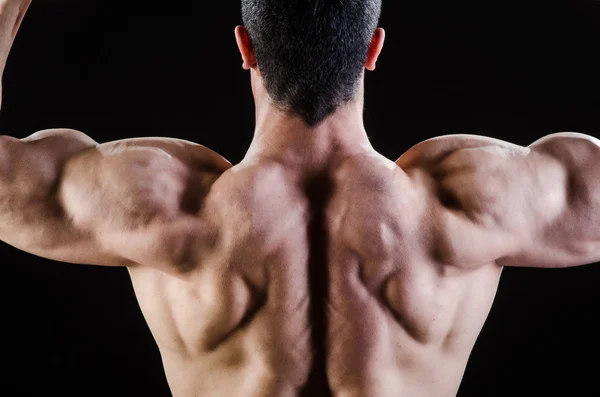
[0,0,31,110]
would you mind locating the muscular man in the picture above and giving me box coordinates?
[1,1,599,396]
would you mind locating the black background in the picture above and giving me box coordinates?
[1,1,599,396]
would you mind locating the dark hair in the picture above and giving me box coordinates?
[241,0,383,126]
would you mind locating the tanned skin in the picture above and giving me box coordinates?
[1,2,599,396]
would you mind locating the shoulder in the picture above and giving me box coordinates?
[96,136,232,173]
[62,136,233,197]
[397,134,568,235]
[60,136,232,228]
[395,134,530,170]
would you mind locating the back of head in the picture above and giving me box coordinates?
[241,0,383,127]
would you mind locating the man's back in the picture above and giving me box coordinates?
[95,136,522,396]
[2,127,600,397]
[1,2,599,396]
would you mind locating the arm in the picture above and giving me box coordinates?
[501,133,600,267]
[0,2,124,265]
[0,129,133,266]
[0,130,230,269]
[0,0,31,111]
[0,1,231,269]
[398,133,600,268]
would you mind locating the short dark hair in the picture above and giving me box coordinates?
[241,0,383,126]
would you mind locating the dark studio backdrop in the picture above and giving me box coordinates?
[1,0,599,396]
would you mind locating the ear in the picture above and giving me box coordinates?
[365,28,385,71]
[235,25,257,70]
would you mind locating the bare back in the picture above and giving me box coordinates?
[2,127,599,397]
[2,3,599,396]
[123,143,505,397]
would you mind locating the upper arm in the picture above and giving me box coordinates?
[0,129,130,265]
[0,130,229,269]
[398,133,600,268]
[501,133,600,267]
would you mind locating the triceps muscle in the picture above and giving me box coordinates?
[58,141,209,270]
[0,130,130,266]
[500,133,600,267]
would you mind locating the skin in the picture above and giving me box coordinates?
[1,1,599,396]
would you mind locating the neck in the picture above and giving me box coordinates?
[244,71,374,170]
